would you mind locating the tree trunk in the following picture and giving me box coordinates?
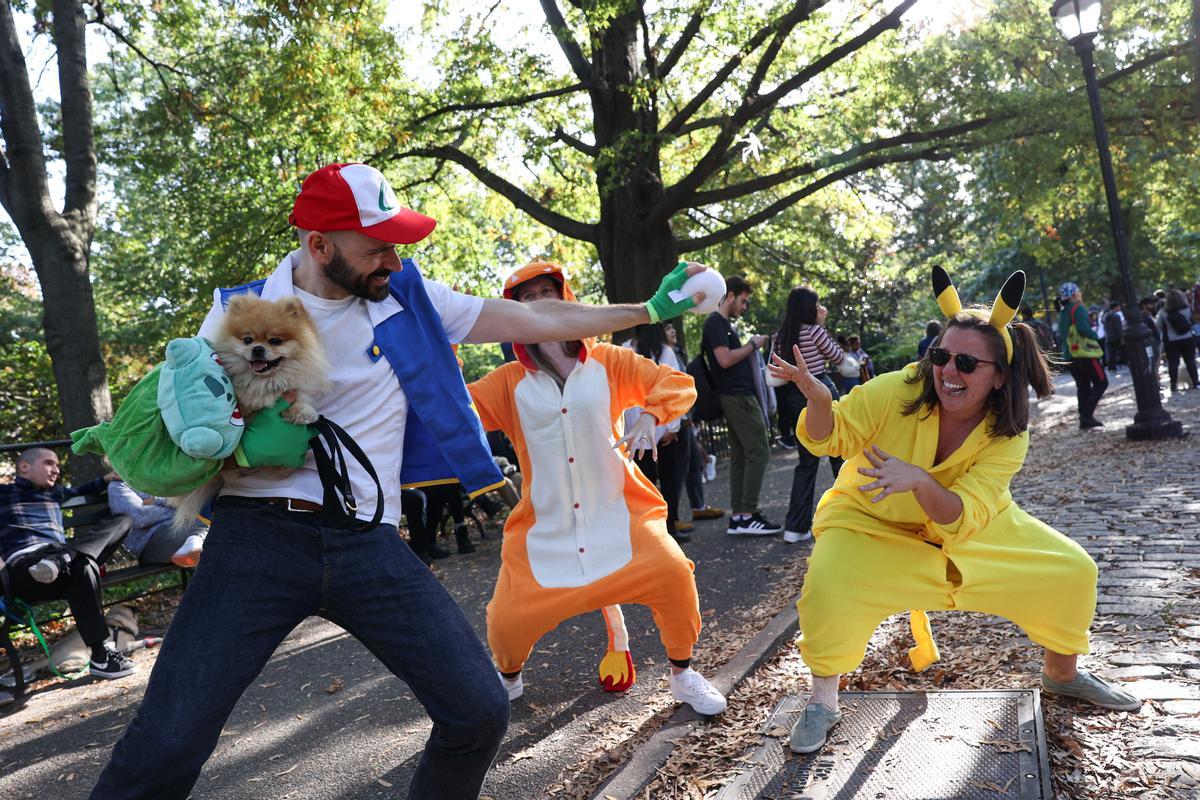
[0,0,111,479]
[589,5,678,306]
[26,221,113,438]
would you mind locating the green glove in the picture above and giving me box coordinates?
[233,398,316,468]
[644,262,696,323]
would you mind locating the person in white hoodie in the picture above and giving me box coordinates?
[626,323,688,541]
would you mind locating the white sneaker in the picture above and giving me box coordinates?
[170,534,205,568]
[28,558,59,584]
[669,668,727,715]
[783,530,813,544]
[704,455,717,483]
[499,672,524,701]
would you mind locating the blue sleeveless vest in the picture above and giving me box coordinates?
[219,259,504,498]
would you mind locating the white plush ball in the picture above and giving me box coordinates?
[672,268,726,315]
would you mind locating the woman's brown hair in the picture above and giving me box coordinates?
[901,311,1055,438]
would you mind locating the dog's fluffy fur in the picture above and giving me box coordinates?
[172,295,330,529]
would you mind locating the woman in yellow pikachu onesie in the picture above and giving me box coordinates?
[467,261,727,716]
[767,266,1141,755]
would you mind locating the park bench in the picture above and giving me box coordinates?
[0,439,191,694]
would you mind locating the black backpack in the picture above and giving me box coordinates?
[686,354,723,422]
[1167,309,1193,336]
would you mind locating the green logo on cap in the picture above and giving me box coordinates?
[378,185,395,212]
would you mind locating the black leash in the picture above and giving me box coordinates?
[309,417,384,531]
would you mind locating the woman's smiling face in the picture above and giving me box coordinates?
[932,325,1005,416]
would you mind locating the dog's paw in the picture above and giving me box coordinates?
[282,402,319,425]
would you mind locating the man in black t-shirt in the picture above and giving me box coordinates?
[701,276,782,536]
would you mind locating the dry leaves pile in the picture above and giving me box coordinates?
[540,553,813,799]
[621,382,1200,799]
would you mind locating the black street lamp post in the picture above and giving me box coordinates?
[1050,0,1183,440]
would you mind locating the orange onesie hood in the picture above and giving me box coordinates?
[503,261,592,371]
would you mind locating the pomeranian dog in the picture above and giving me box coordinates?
[213,295,330,423]
[172,295,331,529]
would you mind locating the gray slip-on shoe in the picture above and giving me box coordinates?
[788,702,843,754]
[1042,670,1142,711]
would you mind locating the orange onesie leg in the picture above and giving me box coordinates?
[487,532,702,676]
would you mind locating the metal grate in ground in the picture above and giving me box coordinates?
[715,690,1052,800]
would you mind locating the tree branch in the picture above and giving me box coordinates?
[1097,41,1189,88]
[656,4,708,79]
[553,125,598,156]
[415,82,587,125]
[678,144,956,253]
[660,0,917,216]
[52,0,97,223]
[661,3,807,137]
[0,0,53,230]
[691,113,1005,207]
[538,0,593,84]
[394,145,597,242]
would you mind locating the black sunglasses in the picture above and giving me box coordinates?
[927,347,998,374]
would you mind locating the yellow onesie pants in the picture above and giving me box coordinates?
[798,504,1097,677]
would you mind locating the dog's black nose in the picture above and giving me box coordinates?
[251,345,266,359]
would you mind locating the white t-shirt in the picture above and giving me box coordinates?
[197,251,483,525]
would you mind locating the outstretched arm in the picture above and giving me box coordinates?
[463,297,650,345]
[462,262,709,345]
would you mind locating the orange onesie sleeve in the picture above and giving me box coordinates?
[467,361,523,435]
[593,343,696,426]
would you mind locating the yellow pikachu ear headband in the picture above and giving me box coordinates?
[931,266,1026,363]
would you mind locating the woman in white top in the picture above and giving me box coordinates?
[625,323,688,541]
[772,287,845,543]
[1156,289,1199,391]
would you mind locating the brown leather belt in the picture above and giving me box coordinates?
[258,497,324,514]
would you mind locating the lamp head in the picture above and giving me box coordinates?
[1050,0,1101,44]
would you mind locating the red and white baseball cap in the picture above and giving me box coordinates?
[288,163,437,244]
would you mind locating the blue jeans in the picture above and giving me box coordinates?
[90,497,509,800]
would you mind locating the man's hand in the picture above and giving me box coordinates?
[234,398,316,469]
[645,262,707,323]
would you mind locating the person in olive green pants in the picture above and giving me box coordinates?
[701,275,782,536]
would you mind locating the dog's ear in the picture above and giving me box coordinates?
[226,295,254,314]
[279,297,309,318]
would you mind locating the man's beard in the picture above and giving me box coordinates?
[324,247,390,301]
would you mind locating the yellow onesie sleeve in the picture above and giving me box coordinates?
[795,369,901,459]
[593,343,697,426]
[926,431,1028,546]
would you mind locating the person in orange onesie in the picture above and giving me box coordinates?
[467,261,728,716]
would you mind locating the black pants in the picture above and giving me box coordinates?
[635,438,681,535]
[400,488,433,556]
[6,514,132,648]
[423,483,466,534]
[777,380,844,534]
[1069,357,1108,421]
[1164,338,1199,390]
[775,386,797,447]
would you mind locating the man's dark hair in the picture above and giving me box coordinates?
[724,275,752,298]
[15,449,41,469]
[925,320,943,338]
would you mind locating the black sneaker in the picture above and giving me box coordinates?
[1080,416,1103,429]
[729,512,783,536]
[90,645,136,680]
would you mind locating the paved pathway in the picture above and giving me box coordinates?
[0,425,823,799]
[637,369,1200,798]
